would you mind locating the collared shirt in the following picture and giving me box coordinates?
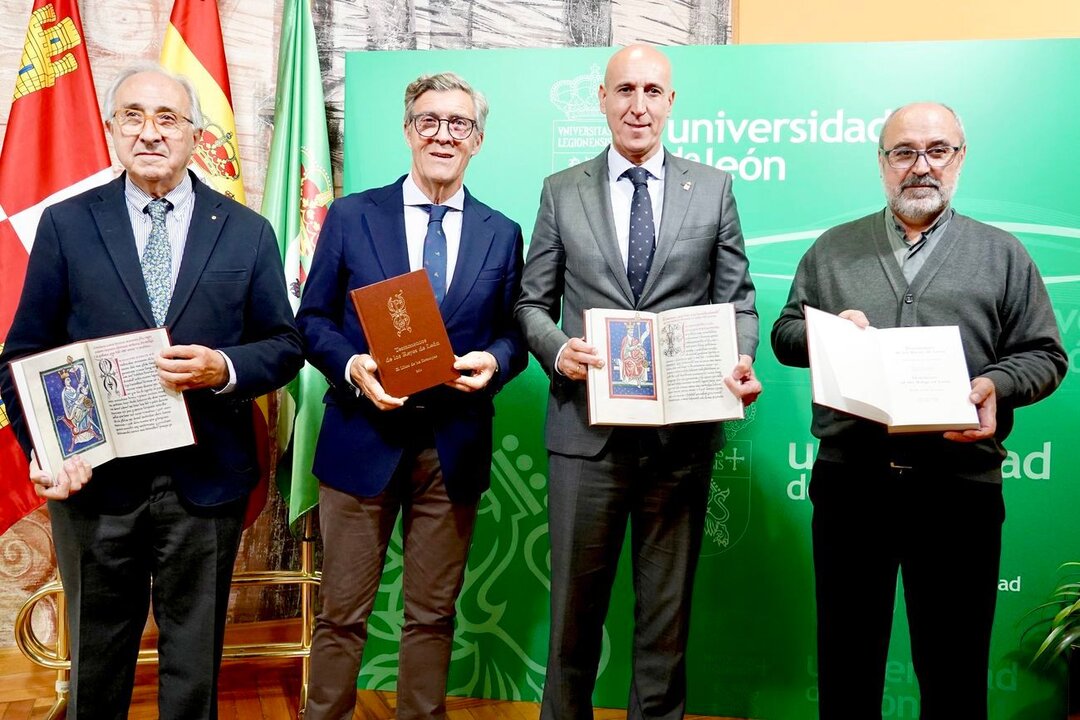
[344,176,468,393]
[403,173,465,290]
[884,206,955,285]
[553,147,666,376]
[124,173,195,290]
[126,173,236,392]
[607,146,665,269]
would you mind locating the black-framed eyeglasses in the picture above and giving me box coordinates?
[410,113,477,140]
[881,145,963,170]
[112,108,193,137]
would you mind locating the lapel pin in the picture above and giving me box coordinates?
[681,181,692,191]
[211,215,218,220]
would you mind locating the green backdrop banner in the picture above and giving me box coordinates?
[342,39,1080,719]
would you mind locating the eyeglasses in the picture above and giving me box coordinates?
[881,145,963,170]
[410,113,477,140]
[112,108,193,137]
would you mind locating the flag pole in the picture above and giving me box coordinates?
[299,510,316,715]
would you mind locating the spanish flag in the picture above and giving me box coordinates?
[0,0,111,536]
[160,0,245,203]
[162,0,269,527]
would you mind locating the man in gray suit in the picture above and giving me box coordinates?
[516,45,761,719]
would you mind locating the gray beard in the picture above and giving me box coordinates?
[886,176,958,223]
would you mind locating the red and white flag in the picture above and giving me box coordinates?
[0,0,111,536]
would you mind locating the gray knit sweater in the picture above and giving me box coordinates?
[771,209,1067,483]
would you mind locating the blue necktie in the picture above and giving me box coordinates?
[622,166,655,303]
[421,204,451,304]
[142,198,172,326]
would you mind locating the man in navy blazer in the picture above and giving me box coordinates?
[0,65,303,718]
[297,72,526,720]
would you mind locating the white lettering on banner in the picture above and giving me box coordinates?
[880,694,920,718]
[1054,307,1080,335]
[666,110,890,146]
[998,576,1022,592]
[664,109,892,182]
[1051,309,1080,375]
[1068,344,1080,375]
[670,146,786,182]
[787,441,815,501]
[804,656,1017,708]
[1001,442,1052,480]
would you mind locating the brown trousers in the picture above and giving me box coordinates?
[305,445,479,720]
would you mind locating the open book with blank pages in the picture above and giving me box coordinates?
[804,305,979,433]
[7,327,195,477]
[583,304,744,426]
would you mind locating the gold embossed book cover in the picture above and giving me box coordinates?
[349,270,459,398]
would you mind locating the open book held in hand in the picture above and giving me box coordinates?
[349,269,459,398]
[583,304,744,426]
[7,327,195,477]
[804,305,979,433]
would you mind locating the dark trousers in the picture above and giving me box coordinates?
[809,459,1004,720]
[306,444,479,720]
[48,476,246,720]
[542,428,712,720]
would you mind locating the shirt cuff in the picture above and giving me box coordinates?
[553,341,569,376]
[345,354,363,397]
[214,350,237,394]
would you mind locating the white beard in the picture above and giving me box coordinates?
[886,175,959,223]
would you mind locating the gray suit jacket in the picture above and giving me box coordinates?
[516,148,758,457]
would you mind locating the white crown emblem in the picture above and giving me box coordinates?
[550,65,605,120]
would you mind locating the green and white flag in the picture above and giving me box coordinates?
[262,0,332,531]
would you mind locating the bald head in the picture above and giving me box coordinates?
[604,45,672,88]
[879,102,965,150]
[599,44,675,164]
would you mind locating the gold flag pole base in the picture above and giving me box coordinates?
[15,510,320,719]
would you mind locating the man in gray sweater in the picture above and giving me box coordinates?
[772,102,1067,719]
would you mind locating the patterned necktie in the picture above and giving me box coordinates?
[421,204,451,304]
[622,166,655,303]
[141,198,172,326]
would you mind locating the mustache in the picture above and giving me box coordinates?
[900,176,941,190]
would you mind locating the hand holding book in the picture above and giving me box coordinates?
[28,450,91,499]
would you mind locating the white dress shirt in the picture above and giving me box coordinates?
[125,174,236,392]
[403,173,465,288]
[606,146,666,269]
[345,175,467,392]
[555,147,667,374]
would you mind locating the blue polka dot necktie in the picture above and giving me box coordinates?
[622,166,655,303]
[141,198,173,326]
[421,204,451,304]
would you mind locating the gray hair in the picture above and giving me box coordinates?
[101,62,204,130]
[403,72,489,134]
[878,102,965,149]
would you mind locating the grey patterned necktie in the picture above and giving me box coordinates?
[142,198,173,326]
[622,166,655,303]
[420,204,451,304]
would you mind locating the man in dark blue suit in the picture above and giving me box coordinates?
[0,65,303,719]
[298,72,526,720]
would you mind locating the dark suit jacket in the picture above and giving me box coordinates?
[296,177,527,502]
[515,148,759,457]
[0,172,304,512]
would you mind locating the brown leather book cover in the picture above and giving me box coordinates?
[348,270,459,397]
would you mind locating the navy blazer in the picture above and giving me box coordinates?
[296,177,527,502]
[0,173,304,511]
